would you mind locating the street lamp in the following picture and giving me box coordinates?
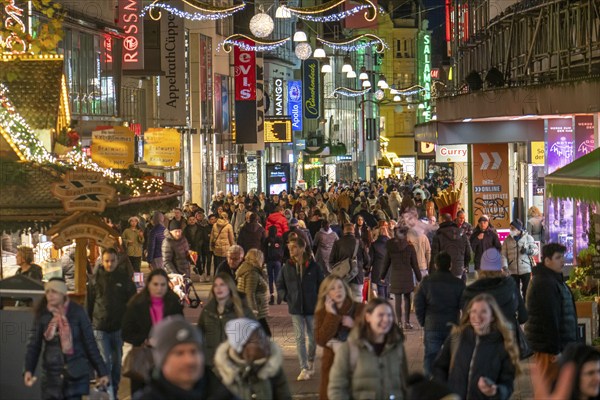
[341,55,353,73]
[293,21,307,42]
[321,58,332,73]
[347,70,357,78]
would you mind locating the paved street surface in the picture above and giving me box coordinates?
[115,278,534,400]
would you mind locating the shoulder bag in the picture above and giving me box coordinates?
[330,240,360,282]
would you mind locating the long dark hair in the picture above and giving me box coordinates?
[139,269,173,300]
[354,298,404,345]
[559,343,600,400]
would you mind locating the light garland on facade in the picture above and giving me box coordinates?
[141,0,245,21]
[220,34,291,52]
[317,34,387,53]
[0,84,163,196]
[285,0,378,22]
[328,87,371,98]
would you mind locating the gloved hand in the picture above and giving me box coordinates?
[520,247,527,254]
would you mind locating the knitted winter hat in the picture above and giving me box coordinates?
[149,316,203,368]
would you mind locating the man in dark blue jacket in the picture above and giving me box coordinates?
[525,243,577,383]
[276,237,324,381]
[415,252,465,376]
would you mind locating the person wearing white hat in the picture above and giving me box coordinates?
[213,318,291,399]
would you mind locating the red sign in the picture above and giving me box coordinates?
[446,0,469,43]
[234,39,256,101]
[431,68,440,79]
[118,0,144,70]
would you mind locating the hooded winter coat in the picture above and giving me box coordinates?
[313,228,339,273]
[430,221,471,277]
[381,237,421,294]
[210,218,235,257]
[470,226,502,270]
[236,261,269,320]
[501,232,538,275]
[162,231,192,275]
[265,212,289,237]
[237,221,266,253]
[213,341,291,400]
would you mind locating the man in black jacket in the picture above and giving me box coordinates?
[525,243,577,383]
[329,223,370,302]
[415,252,465,376]
[430,213,471,281]
[87,247,137,399]
[470,215,501,270]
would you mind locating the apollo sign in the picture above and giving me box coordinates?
[119,0,144,70]
[436,144,468,162]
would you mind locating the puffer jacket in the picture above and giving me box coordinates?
[25,301,109,399]
[236,261,269,320]
[276,259,324,315]
[430,221,471,277]
[86,264,137,332]
[501,232,538,275]
[432,327,515,400]
[414,270,465,332]
[525,264,578,354]
[197,298,255,366]
[265,212,289,237]
[462,276,527,330]
[313,229,339,273]
[147,224,165,261]
[161,231,191,275]
[210,218,235,257]
[328,330,408,400]
[237,221,265,253]
[213,341,292,400]
[470,226,502,270]
[381,237,421,294]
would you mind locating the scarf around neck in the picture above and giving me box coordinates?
[44,300,73,355]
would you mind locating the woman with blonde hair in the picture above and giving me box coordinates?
[236,248,271,336]
[198,272,255,366]
[328,298,408,400]
[527,206,545,244]
[433,293,520,400]
[211,211,235,268]
[314,275,364,399]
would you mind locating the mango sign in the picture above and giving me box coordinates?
[91,127,135,168]
[143,128,181,167]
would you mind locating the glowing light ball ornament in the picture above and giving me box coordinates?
[295,42,312,60]
[249,13,274,38]
[374,89,384,100]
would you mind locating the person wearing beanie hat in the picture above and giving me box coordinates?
[162,216,193,277]
[136,316,234,400]
[470,214,502,271]
[501,219,538,299]
[24,277,110,398]
[213,319,291,400]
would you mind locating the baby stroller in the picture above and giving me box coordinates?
[168,273,202,308]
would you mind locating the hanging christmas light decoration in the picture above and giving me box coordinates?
[295,42,312,60]
[141,0,246,21]
[220,34,291,52]
[249,13,275,38]
[374,89,385,100]
[285,0,378,22]
[317,34,387,53]
[328,87,371,98]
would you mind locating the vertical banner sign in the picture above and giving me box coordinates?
[546,118,574,174]
[222,77,230,133]
[288,80,302,131]
[199,34,213,126]
[471,143,510,229]
[91,127,135,168]
[273,78,284,116]
[255,51,265,149]
[418,31,432,123]
[160,2,186,125]
[119,0,144,70]
[234,39,257,143]
[575,115,595,159]
[302,59,320,119]
[214,74,223,133]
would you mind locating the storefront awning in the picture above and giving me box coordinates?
[377,157,393,168]
[415,120,546,144]
[546,148,600,203]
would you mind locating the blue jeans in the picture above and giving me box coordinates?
[291,314,315,370]
[94,329,123,399]
[266,261,282,295]
[424,330,450,377]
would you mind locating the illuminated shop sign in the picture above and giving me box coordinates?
[119,0,144,69]
[419,32,432,122]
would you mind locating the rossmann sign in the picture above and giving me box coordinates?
[119,0,144,70]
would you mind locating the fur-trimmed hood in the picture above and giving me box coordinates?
[213,340,283,385]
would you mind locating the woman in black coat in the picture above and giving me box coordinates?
[24,278,109,400]
[122,269,183,396]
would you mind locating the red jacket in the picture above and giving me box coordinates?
[265,212,289,237]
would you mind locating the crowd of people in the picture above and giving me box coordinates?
[18,176,600,400]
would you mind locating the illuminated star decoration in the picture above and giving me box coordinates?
[219,34,291,53]
[317,34,388,53]
[141,0,246,21]
[284,0,378,22]
[328,87,371,98]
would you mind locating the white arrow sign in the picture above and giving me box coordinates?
[491,152,502,169]
[480,152,491,170]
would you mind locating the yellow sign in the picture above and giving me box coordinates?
[51,171,116,213]
[143,128,181,167]
[264,118,292,143]
[91,126,135,168]
[531,141,545,165]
